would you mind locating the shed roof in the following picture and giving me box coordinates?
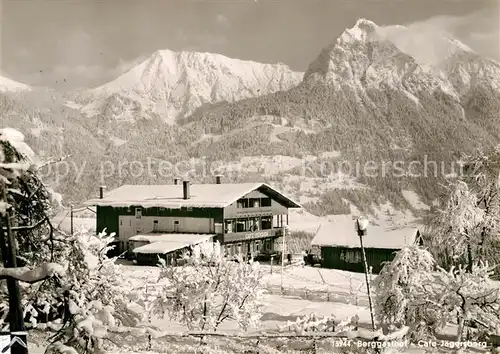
[132,233,214,254]
[84,183,301,209]
[311,216,420,249]
[133,241,192,254]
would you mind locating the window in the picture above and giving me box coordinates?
[249,217,260,231]
[255,240,260,251]
[273,215,280,228]
[135,208,142,219]
[261,198,272,207]
[236,220,246,232]
[340,250,361,263]
[153,220,158,232]
[261,216,272,230]
[237,199,248,208]
[249,198,260,208]
[120,220,123,226]
[224,220,233,233]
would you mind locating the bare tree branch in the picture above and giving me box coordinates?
[8,216,48,231]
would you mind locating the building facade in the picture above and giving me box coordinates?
[84,177,301,260]
[310,216,422,274]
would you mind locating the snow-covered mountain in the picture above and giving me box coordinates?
[77,50,303,124]
[377,23,476,70]
[0,75,31,92]
[377,22,500,98]
[439,50,500,98]
[189,18,500,162]
[303,19,460,102]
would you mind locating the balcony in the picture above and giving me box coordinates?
[235,206,272,215]
[223,227,284,243]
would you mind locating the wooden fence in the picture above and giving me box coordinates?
[265,285,369,307]
[263,264,369,307]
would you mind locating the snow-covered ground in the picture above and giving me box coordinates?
[29,263,488,354]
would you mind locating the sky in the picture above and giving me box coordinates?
[0,0,498,90]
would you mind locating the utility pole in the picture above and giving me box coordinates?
[280,225,287,293]
[70,204,74,236]
[145,284,152,351]
[355,218,375,332]
[0,186,28,354]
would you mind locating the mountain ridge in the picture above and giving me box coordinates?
[76,49,304,124]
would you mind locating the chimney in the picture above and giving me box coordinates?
[183,180,190,200]
[174,177,180,185]
[215,175,222,184]
[99,186,106,199]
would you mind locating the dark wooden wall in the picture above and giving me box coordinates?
[320,246,400,274]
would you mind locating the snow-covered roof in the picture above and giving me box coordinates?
[133,241,192,254]
[84,183,301,209]
[311,216,420,249]
[132,233,215,254]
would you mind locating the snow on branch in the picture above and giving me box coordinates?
[36,155,71,170]
[0,262,65,283]
[0,162,31,171]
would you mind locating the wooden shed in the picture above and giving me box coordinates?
[311,216,422,274]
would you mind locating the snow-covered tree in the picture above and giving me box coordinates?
[461,146,500,266]
[40,229,146,354]
[374,246,500,342]
[431,262,500,342]
[373,246,439,340]
[427,181,485,270]
[426,145,500,272]
[151,241,265,332]
[0,128,146,353]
